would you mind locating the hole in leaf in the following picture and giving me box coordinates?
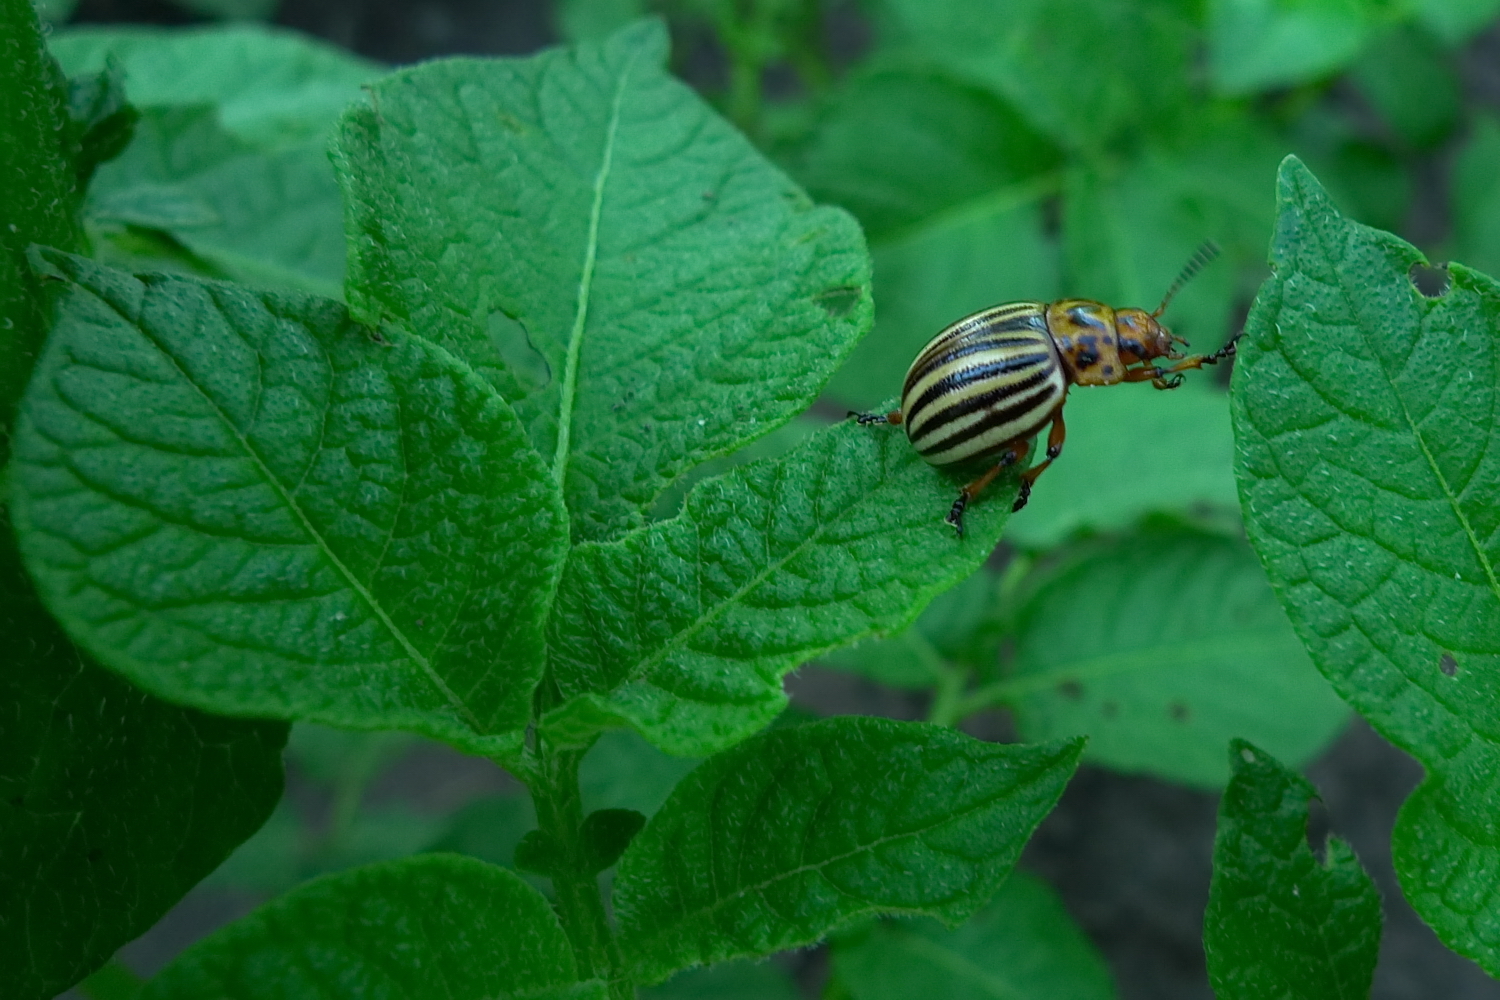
[1440,652,1458,677]
[1304,796,1332,864]
[1409,263,1450,298]
[815,285,862,319]
[488,310,551,393]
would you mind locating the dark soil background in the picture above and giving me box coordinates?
[57,0,1500,997]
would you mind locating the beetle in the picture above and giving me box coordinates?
[852,242,1237,537]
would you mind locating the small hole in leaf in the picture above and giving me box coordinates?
[1305,797,1331,864]
[1409,263,1450,298]
[1440,653,1458,677]
[815,285,861,319]
[488,310,551,393]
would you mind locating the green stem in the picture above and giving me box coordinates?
[530,743,628,997]
[725,41,765,140]
[927,662,969,728]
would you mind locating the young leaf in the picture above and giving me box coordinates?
[1,0,84,451]
[139,855,605,1000]
[579,807,647,872]
[87,105,346,298]
[1204,741,1381,999]
[1233,156,1500,974]
[332,20,872,542]
[1005,526,1348,787]
[831,871,1115,1000]
[48,25,378,147]
[0,511,286,1000]
[543,416,1018,756]
[612,716,1084,982]
[10,252,567,757]
[1207,0,1376,95]
[1452,115,1500,281]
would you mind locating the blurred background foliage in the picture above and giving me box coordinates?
[39,0,1500,996]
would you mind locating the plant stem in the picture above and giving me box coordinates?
[530,742,627,997]
[927,662,969,728]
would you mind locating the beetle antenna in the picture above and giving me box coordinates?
[1153,241,1221,318]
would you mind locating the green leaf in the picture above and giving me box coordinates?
[48,25,379,148]
[1453,114,1500,280]
[62,60,139,190]
[641,960,802,1000]
[1233,156,1500,974]
[140,855,606,1000]
[788,66,1059,242]
[1,0,83,453]
[0,509,286,1000]
[10,252,567,757]
[831,871,1115,1000]
[873,0,1194,152]
[612,716,1083,982]
[1005,526,1348,787]
[87,105,346,298]
[1349,26,1462,151]
[332,20,872,542]
[1208,0,1377,95]
[1003,385,1241,550]
[1204,741,1382,999]
[543,416,1018,756]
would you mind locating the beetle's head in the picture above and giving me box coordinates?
[1114,308,1188,363]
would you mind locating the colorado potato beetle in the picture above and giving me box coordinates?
[853,243,1237,536]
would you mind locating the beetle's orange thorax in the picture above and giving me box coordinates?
[1046,299,1125,386]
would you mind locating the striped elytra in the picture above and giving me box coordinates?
[853,241,1235,535]
[900,303,1066,467]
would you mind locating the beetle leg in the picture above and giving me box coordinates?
[1013,410,1066,512]
[849,409,904,426]
[946,439,1030,538]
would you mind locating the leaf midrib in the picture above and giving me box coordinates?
[551,46,638,489]
[98,286,483,732]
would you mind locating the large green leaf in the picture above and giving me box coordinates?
[0,510,286,1000]
[873,0,1194,153]
[47,25,378,148]
[612,716,1083,982]
[10,252,567,757]
[831,871,1115,1000]
[140,855,604,1000]
[1207,0,1377,95]
[543,416,1018,755]
[1233,156,1500,973]
[1204,741,1381,999]
[333,20,872,542]
[87,105,345,298]
[1003,526,1348,787]
[1453,115,1500,281]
